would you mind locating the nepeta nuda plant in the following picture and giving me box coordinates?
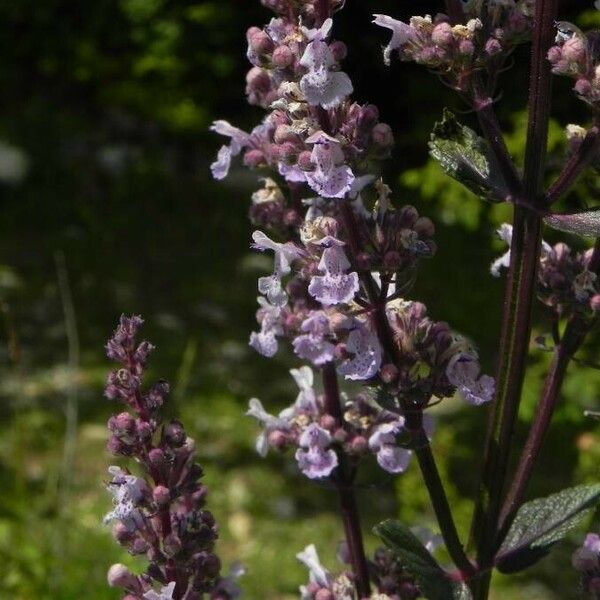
[102,316,242,600]
[97,0,600,598]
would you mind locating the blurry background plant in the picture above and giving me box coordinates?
[1,1,600,599]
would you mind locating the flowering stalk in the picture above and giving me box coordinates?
[322,363,371,598]
[102,316,241,600]
[498,240,600,539]
[469,3,558,591]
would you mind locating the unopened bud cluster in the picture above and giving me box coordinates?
[103,316,242,600]
[374,1,533,91]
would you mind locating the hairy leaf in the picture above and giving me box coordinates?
[544,210,600,238]
[429,109,509,203]
[374,520,472,600]
[495,484,600,574]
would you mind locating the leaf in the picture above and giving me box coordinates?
[374,520,472,600]
[429,109,509,203]
[495,484,600,574]
[544,210,600,238]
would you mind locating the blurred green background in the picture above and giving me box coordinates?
[1,1,600,598]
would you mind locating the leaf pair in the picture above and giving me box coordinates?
[375,484,600,599]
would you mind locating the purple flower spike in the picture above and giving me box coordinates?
[446,353,495,406]
[305,132,355,198]
[295,423,338,479]
[368,420,412,474]
[308,238,359,307]
[292,311,336,366]
[337,321,383,381]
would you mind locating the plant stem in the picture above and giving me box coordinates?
[322,363,371,598]
[445,0,465,24]
[545,123,600,206]
[338,200,475,579]
[497,242,600,539]
[470,2,558,596]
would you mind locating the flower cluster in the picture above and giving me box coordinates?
[548,22,600,107]
[103,316,242,600]
[492,224,600,318]
[247,366,423,478]
[572,532,600,598]
[374,2,533,91]
[296,542,424,600]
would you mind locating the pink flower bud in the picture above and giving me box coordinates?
[283,208,301,226]
[333,427,347,443]
[371,122,394,147]
[590,294,600,311]
[268,429,288,450]
[113,522,132,543]
[274,124,298,144]
[380,363,399,383]
[414,216,435,238]
[315,590,334,600]
[458,39,474,56]
[398,205,419,227]
[246,67,271,93]
[575,78,592,96]
[329,40,348,62]
[485,38,502,56]
[383,250,401,270]
[107,563,138,589]
[547,46,563,62]
[562,36,586,63]
[272,45,294,68]
[153,485,170,506]
[320,414,337,431]
[148,447,165,466]
[297,150,315,171]
[249,30,274,56]
[246,26,262,43]
[243,149,266,168]
[350,435,368,453]
[431,22,454,46]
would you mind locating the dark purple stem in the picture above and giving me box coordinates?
[322,363,371,598]
[338,200,475,580]
[445,0,465,24]
[470,1,557,596]
[497,242,600,540]
[545,123,600,206]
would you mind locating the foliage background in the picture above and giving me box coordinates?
[1,1,600,598]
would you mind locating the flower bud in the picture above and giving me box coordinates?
[398,205,419,227]
[135,418,153,441]
[562,36,586,62]
[371,122,394,148]
[249,30,274,56]
[164,420,186,447]
[350,435,368,453]
[315,589,334,600]
[148,447,165,466]
[458,39,474,56]
[113,522,132,543]
[320,414,337,431]
[591,294,600,311]
[246,67,271,93]
[333,427,347,443]
[297,150,314,171]
[272,45,294,68]
[431,22,453,46]
[246,26,262,43]
[329,40,347,62]
[107,563,138,589]
[163,533,182,557]
[153,485,170,506]
[380,363,399,383]
[485,38,502,56]
[414,216,435,238]
[575,78,592,96]
[268,429,288,450]
[243,149,266,168]
[383,251,401,270]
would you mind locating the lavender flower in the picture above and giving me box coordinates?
[293,311,337,366]
[305,133,355,199]
[337,321,383,381]
[295,423,339,479]
[446,353,495,406]
[368,420,412,474]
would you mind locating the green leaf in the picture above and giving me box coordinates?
[429,109,509,203]
[374,520,472,600]
[495,484,600,574]
[544,210,600,238]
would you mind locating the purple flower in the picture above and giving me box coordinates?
[308,237,359,306]
[253,230,304,307]
[368,420,412,474]
[372,14,416,65]
[337,320,383,381]
[295,423,338,479]
[246,397,290,456]
[296,544,332,590]
[289,366,320,415]
[209,120,251,180]
[143,582,176,600]
[249,297,283,357]
[292,311,336,366]
[446,353,495,406]
[305,132,355,198]
[573,533,600,571]
[299,20,353,109]
[103,466,146,532]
